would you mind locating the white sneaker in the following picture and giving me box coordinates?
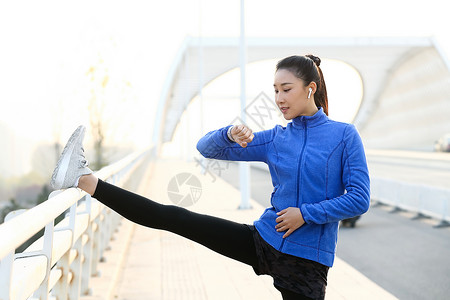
[50,125,93,190]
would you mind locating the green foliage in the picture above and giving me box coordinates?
[0,184,50,223]
[0,197,21,223]
[36,185,51,205]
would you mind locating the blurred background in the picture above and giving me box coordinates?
[1,1,450,298]
[0,0,449,212]
[1,0,449,217]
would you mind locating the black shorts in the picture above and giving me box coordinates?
[248,225,329,300]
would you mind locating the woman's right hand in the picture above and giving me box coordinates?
[231,125,254,148]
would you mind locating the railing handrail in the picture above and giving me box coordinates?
[0,147,151,300]
[0,149,146,260]
[370,175,450,226]
[365,149,450,162]
[251,157,450,226]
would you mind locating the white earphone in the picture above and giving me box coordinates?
[308,88,312,99]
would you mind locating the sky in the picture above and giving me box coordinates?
[0,0,449,175]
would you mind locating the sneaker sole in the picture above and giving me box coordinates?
[51,126,86,189]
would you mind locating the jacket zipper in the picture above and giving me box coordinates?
[296,120,308,207]
[279,119,308,251]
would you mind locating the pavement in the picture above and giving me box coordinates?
[81,158,398,300]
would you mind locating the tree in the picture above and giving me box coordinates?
[85,54,136,170]
[0,197,20,224]
[86,63,109,170]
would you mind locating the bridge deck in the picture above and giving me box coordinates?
[81,159,397,300]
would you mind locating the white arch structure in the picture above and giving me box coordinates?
[153,36,450,150]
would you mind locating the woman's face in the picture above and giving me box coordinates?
[273,69,316,120]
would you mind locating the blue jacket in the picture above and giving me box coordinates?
[196,108,370,267]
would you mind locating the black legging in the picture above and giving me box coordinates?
[93,179,258,266]
[92,179,315,300]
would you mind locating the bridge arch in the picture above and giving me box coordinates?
[153,36,448,150]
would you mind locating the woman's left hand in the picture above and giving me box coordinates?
[275,207,305,238]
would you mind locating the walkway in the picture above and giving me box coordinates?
[81,158,398,300]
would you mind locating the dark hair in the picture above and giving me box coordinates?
[276,54,328,115]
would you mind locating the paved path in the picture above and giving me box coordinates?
[219,161,450,299]
[82,158,398,300]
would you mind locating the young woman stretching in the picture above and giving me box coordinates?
[51,54,370,300]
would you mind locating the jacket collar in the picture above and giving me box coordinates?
[291,107,328,129]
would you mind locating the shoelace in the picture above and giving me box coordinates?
[79,147,89,168]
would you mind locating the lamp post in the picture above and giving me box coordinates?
[239,0,251,209]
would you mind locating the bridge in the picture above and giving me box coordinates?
[1,36,450,299]
[153,36,450,150]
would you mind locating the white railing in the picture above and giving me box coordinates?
[366,149,450,227]
[370,176,450,227]
[0,149,151,300]
[251,158,450,227]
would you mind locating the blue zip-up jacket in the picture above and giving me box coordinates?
[196,108,370,267]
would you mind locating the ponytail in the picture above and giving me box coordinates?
[314,62,328,116]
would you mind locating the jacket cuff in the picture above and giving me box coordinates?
[301,203,328,224]
[226,126,236,142]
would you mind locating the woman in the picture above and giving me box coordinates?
[51,54,370,300]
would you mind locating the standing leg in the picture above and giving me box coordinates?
[275,285,317,300]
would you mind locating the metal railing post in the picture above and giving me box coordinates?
[90,215,101,277]
[68,238,82,299]
[80,195,93,295]
[52,251,69,300]
[29,220,55,300]
[0,210,21,300]
[0,252,13,300]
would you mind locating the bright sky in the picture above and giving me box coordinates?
[0,0,449,173]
